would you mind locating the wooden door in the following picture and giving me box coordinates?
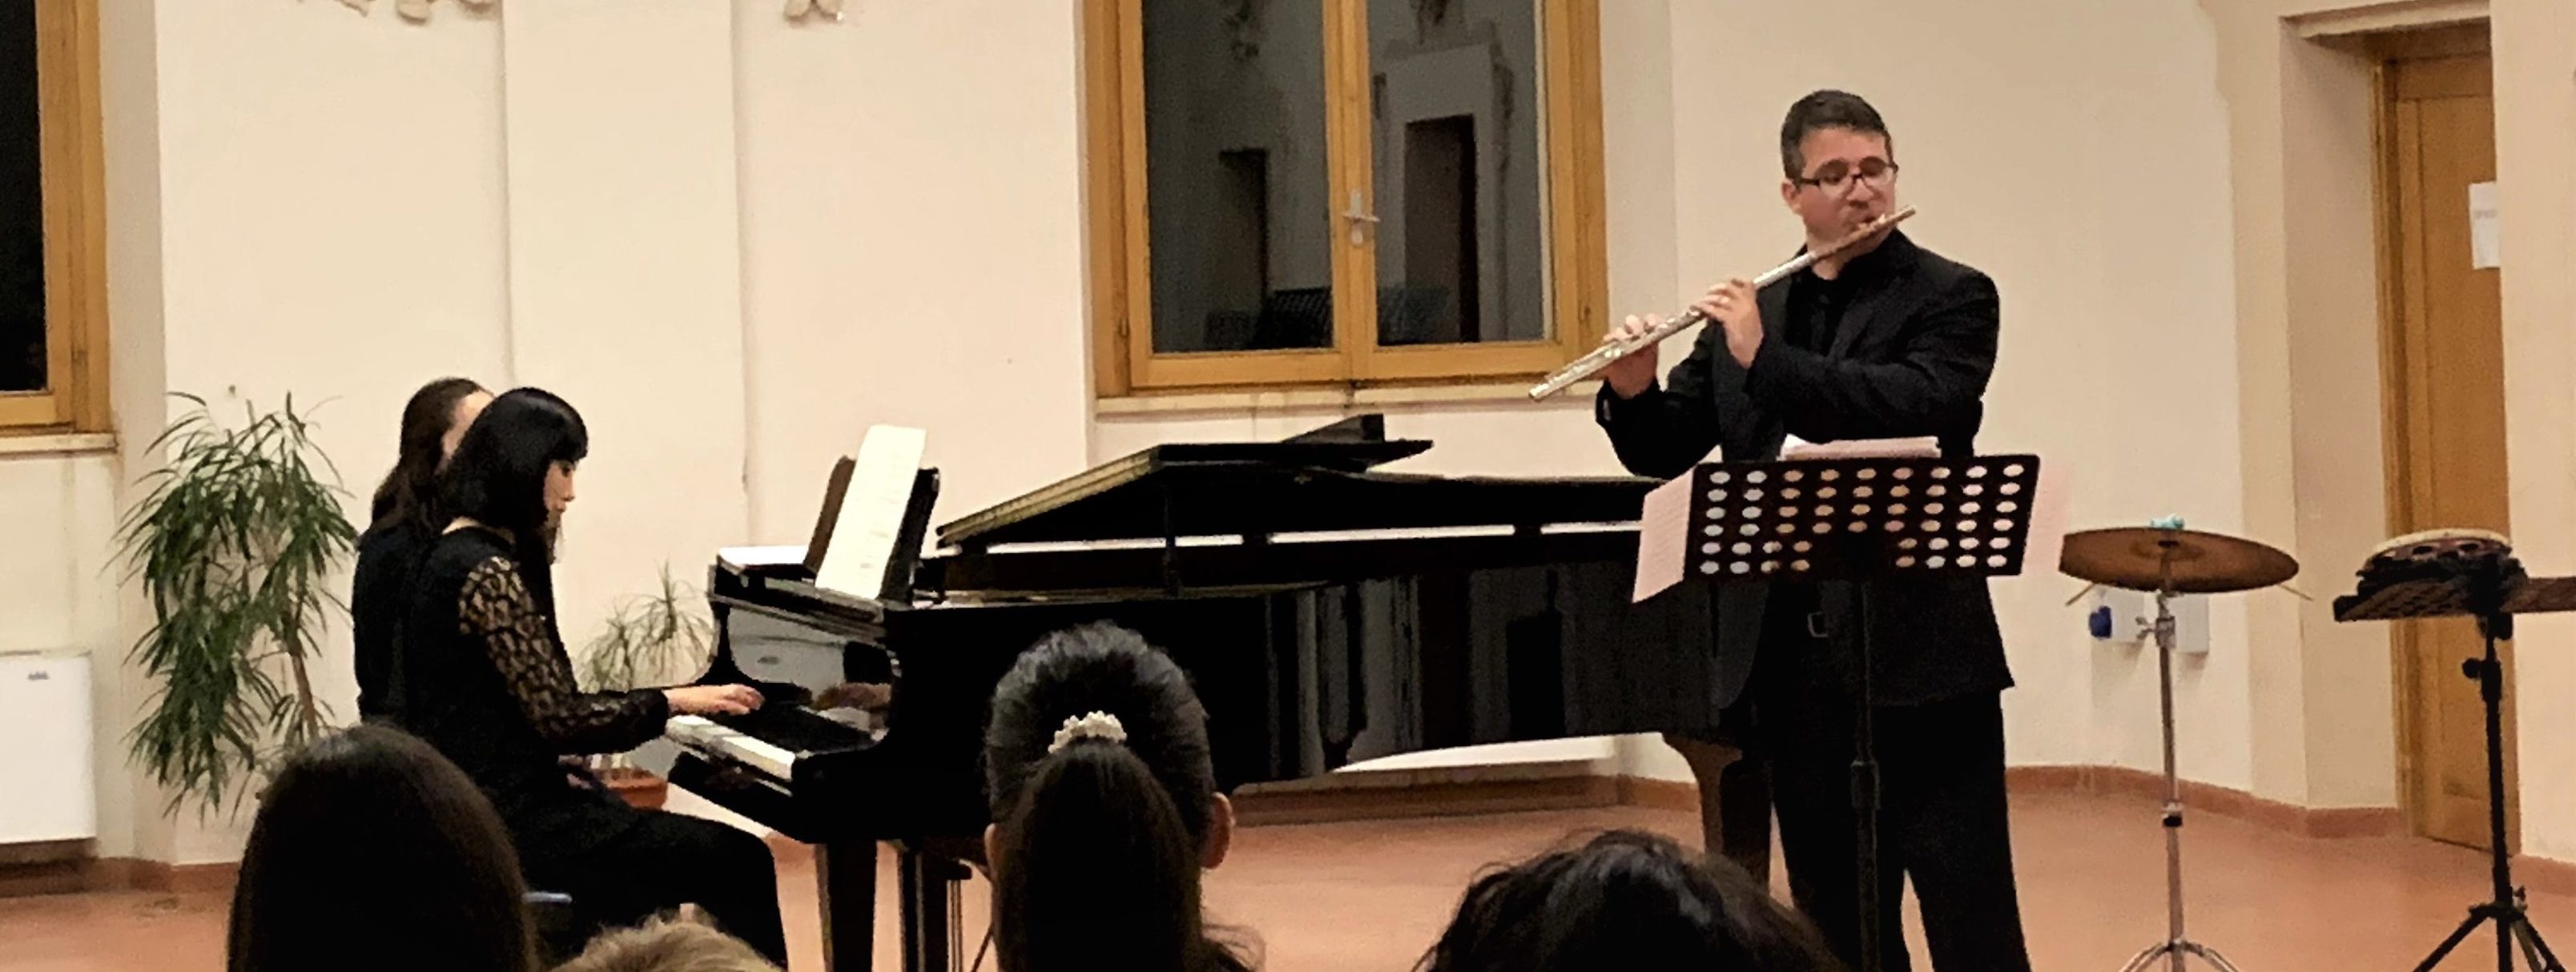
[2381,50,2510,850]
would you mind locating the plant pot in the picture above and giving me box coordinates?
[598,766,669,809]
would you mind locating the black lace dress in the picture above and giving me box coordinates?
[394,524,785,962]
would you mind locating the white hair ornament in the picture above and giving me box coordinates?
[1048,711,1129,754]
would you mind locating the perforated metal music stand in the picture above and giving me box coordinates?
[2337,570,2576,972]
[1676,452,2041,972]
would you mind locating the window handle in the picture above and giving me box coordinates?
[1343,189,1379,245]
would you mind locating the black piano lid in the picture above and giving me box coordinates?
[933,415,1660,548]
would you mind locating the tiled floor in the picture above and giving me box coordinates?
[7,789,2572,970]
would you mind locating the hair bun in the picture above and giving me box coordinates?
[1047,711,1127,754]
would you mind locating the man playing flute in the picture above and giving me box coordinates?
[1593,89,2033,971]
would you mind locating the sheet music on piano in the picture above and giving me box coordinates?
[813,424,929,600]
[718,545,807,573]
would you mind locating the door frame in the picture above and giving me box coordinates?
[2369,26,2514,849]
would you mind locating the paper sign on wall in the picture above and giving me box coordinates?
[2469,181,2501,270]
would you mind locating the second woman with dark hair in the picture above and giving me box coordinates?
[395,387,788,963]
[983,622,1255,972]
[352,376,489,721]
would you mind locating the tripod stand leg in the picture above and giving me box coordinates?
[2119,942,2171,972]
[2509,908,2522,972]
[2513,917,2564,972]
[2416,910,2493,972]
[2180,941,2243,972]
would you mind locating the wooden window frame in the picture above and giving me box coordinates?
[1082,0,1608,398]
[0,0,110,435]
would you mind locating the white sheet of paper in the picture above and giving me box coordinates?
[812,424,927,600]
[2024,463,2076,582]
[718,545,807,571]
[1781,436,1940,460]
[2469,181,2501,270]
[1632,473,1693,602]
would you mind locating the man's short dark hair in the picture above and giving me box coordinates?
[1780,90,1891,179]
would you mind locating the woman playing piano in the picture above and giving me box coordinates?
[352,376,489,721]
[394,387,787,963]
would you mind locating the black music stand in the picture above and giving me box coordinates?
[2336,566,2576,972]
[1667,452,2042,972]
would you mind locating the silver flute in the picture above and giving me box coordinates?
[1526,206,1917,400]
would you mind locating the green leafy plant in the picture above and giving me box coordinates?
[578,564,715,697]
[114,392,356,815]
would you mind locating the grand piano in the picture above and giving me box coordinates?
[662,416,1723,972]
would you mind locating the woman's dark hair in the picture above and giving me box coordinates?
[368,377,487,529]
[1418,829,1842,972]
[435,386,586,614]
[984,623,1252,972]
[226,725,533,972]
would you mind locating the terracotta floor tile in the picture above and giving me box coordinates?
[6,789,2568,970]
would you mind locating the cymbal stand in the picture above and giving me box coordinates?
[2119,550,2241,972]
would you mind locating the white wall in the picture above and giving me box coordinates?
[0,452,121,851]
[2468,0,2576,860]
[734,0,1090,545]
[149,0,512,714]
[501,0,751,627]
[0,455,118,667]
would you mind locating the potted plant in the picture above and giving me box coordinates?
[115,393,356,815]
[575,564,718,809]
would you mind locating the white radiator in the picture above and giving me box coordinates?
[0,653,95,844]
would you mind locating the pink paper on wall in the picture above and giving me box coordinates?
[2025,461,2077,581]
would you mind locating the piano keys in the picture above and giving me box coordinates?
[662,416,1725,972]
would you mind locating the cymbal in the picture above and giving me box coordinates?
[2059,527,2299,594]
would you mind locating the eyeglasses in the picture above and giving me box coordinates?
[1793,159,1899,197]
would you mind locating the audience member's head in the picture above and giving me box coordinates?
[552,908,781,972]
[1417,829,1841,972]
[369,376,490,529]
[226,725,533,972]
[983,623,1252,972]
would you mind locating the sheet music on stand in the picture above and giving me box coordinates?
[814,424,928,601]
[1636,440,2040,600]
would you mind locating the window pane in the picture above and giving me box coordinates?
[1366,0,1547,347]
[1142,1,1336,354]
[0,0,40,393]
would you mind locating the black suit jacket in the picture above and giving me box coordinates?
[1595,229,2010,708]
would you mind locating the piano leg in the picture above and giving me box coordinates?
[818,841,877,972]
[897,847,970,972]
